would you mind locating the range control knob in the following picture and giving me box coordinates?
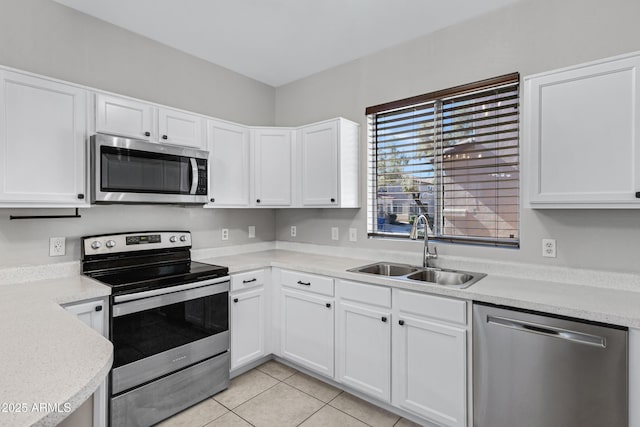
[179,235,187,242]
[169,236,177,243]
[90,241,102,250]
[106,240,116,248]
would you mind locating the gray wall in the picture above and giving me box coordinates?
[0,0,276,267]
[274,0,640,273]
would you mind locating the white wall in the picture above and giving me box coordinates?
[0,0,276,268]
[274,0,640,273]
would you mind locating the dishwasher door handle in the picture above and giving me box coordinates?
[487,315,606,348]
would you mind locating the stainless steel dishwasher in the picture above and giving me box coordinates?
[473,303,628,427]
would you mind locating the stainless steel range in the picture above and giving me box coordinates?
[81,231,230,427]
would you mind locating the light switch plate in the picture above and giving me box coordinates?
[248,226,256,239]
[331,227,339,241]
[349,228,357,242]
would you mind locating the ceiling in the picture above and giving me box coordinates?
[52,0,521,87]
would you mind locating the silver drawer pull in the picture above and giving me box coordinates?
[297,280,311,286]
[242,278,257,284]
[487,315,606,348]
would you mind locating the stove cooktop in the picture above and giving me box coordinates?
[89,261,229,296]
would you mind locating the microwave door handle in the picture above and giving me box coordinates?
[189,158,198,194]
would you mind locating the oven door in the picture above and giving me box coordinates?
[91,133,209,204]
[110,278,229,395]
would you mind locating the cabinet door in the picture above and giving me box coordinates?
[336,301,391,401]
[300,121,338,206]
[281,288,334,377]
[158,108,206,149]
[253,129,292,206]
[392,315,466,427]
[95,93,154,140]
[0,71,87,205]
[208,120,250,207]
[64,299,107,427]
[525,54,640,207]
[230,287,265,370]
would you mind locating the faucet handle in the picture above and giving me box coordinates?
[428,246,438,259]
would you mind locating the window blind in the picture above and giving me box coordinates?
[367,73,519,247]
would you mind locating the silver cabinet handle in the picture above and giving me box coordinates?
[487,315,606,348]
[189,158,198,195]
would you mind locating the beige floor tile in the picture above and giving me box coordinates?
[234,382,324,427]
[155,398,228,427]
[284,372,342,403]
[299,405,368,427]
[329,393,400,427]
[204,411,252,427]
[213,369,279,409]
[394,417,425,427]
[257,359,297,380]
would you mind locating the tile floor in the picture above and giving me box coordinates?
[157,360,423,427]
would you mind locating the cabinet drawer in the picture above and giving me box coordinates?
[231,269,265,292]
[337,280,391,308]
[395,289,467,326]
[281,270,334,296]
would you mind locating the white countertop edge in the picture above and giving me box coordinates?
[34,350,113,427]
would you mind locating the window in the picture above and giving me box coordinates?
[366,73,519,247]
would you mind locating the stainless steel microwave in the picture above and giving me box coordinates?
[90,134,209,204]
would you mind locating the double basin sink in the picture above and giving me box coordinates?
[348,262,486,289]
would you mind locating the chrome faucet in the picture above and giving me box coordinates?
[409,214,438,268]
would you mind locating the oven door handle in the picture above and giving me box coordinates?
[113,279,229,318]
[189,158,199,195]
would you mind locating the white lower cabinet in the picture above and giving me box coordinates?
[280,286,334,377]
[392,289,467,427]
[230,270,267,370]
[63,298,108,427]
[336,280,391,402]
[231,287,266,370]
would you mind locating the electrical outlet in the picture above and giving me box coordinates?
[349,228,357,242]
[290,226,297,237]
[49,237,66,257]
[542,238,556,258]
[248,226,256,239]
[331,227,339,241]
[221,228,229,241]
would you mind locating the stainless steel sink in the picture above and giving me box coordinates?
[348,262,485,289]
[405,269,474,286]
[350,262,420,277]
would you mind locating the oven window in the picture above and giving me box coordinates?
[101,146,192,194]
[112,291,228,368]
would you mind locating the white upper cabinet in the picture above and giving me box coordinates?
[95,94,154,141]
[298,118,359,207]
[252,128,294,206]
[158,107,206,149]
[0,70,87,206]
[525,52,640,208]
[207,119,251,207]
[96,94,206,149]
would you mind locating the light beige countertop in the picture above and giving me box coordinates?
[198,249,640,328]
[0,276,112,427]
